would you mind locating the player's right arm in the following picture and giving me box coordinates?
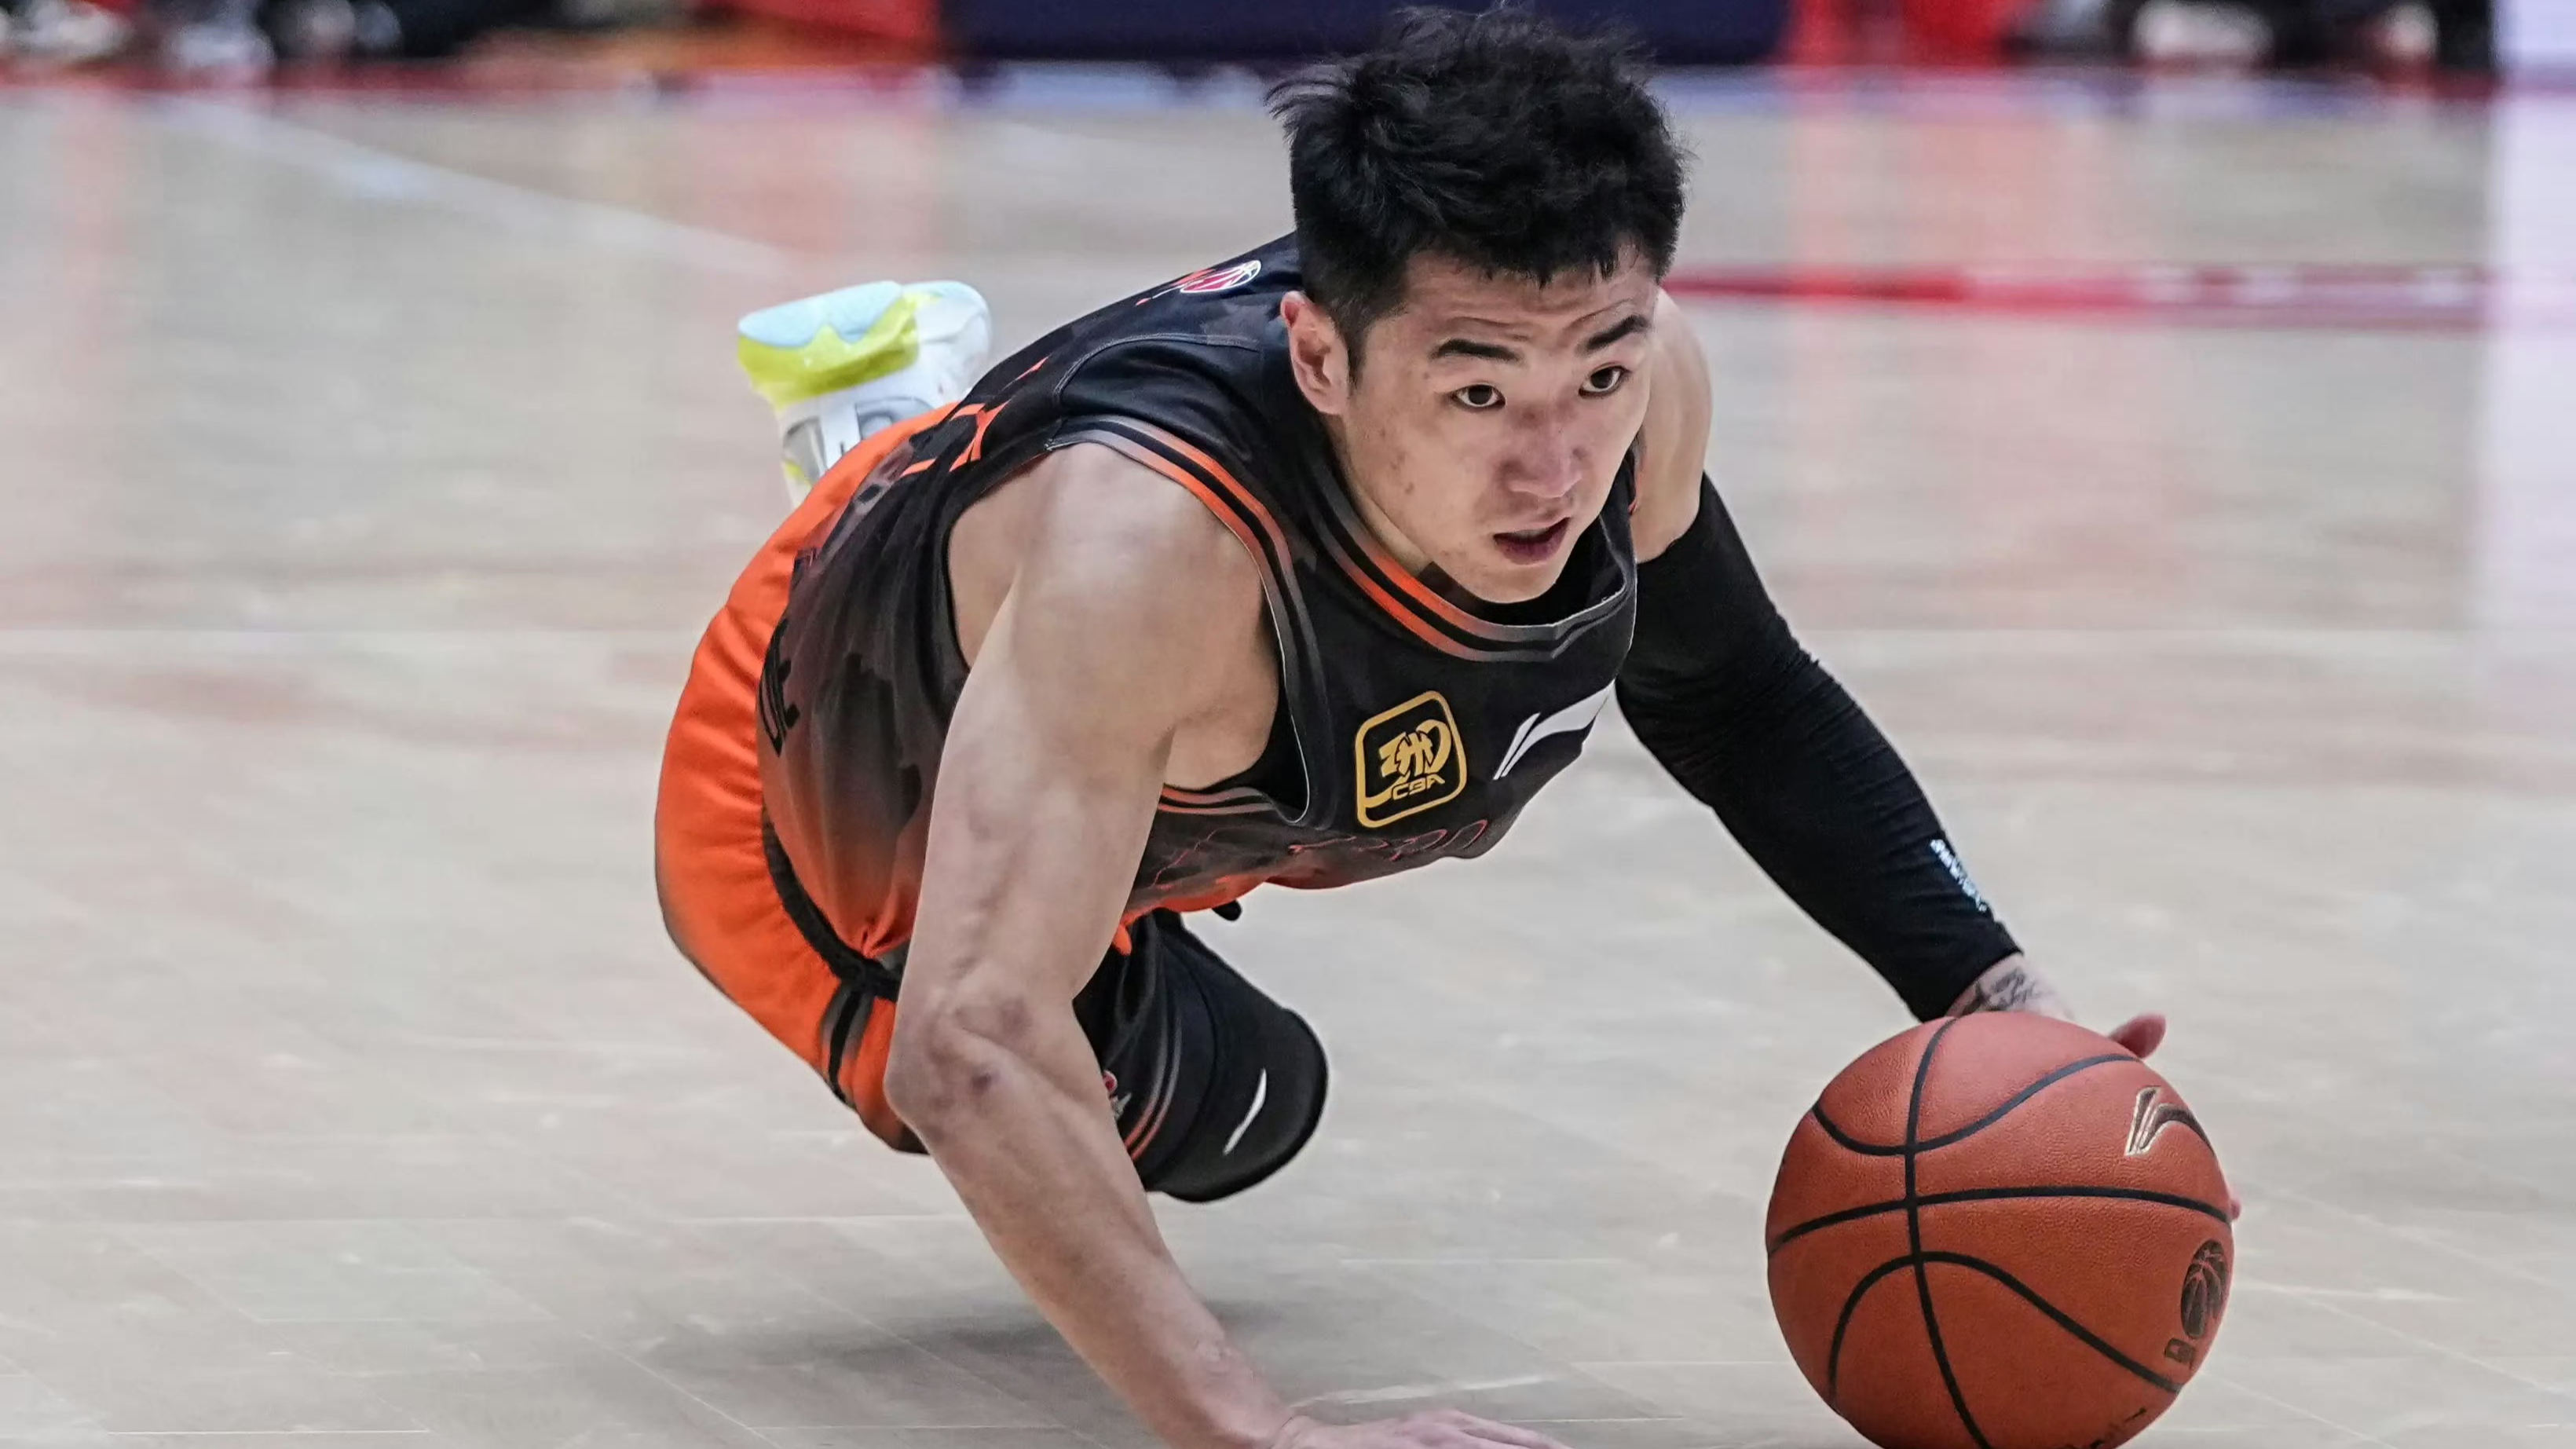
[884,443,1568,1449]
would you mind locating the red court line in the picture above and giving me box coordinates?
[1664,263,2576,331]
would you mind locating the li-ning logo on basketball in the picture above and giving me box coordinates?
[1355,690,1468,829]
[2165,1239,2231,1367]
[2124,1086,2205,1157]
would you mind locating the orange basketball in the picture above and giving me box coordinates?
[1765,1014,2234,1449]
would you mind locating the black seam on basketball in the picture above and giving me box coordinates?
[1804,1052,2134,1157]
[1807,1103,1886,1155]
[1767,1185,2234,1254]
[1918,1054,2134,1150]
[1906,1019,1993,1449]
[1824,1256,1917,1403]
[1916,1251,2186,1396]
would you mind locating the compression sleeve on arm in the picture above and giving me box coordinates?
[1615,478,2018,1019]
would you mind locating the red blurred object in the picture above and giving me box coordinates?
[1790,0,2035,61]
[701,0,931,45]
[1899,0,2032,56]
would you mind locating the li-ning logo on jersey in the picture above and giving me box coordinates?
[1355,690,1468,829]
[2125,1085,2206,1157]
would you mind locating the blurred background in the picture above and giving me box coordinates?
[0,0,2566,82]
[5,0,2576,1442]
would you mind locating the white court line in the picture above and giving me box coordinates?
[2198,1371,2400,1449]
[2235,1281,2461,1304]
[150,97,798,279]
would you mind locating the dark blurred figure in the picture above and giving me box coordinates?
[263,0,549,60]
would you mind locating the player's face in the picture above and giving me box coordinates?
[1285,251,1662,605]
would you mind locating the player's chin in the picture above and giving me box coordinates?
[1465,518,1577,602]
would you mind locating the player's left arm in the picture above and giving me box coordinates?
[1621,293,2160,1055]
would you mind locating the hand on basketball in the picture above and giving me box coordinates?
[1268,1410,1572,1449]
[1947,958,2235,1220]
[1949,958,2164,1057]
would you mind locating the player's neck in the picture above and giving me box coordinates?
[1316,409,1435,580]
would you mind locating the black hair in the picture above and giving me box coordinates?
[1268,5,1687,357]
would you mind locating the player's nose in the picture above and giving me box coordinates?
[1500,424,1586,502]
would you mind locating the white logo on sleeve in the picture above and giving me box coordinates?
[1495,682,1617,780]
[1929,838,1992,913]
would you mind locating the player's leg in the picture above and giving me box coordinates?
[737,281,991,503]
[657,410,957,1147]
[1081,910,1330,1202]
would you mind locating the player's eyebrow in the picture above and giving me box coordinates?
[1433,313,1648,362]
[1583,313,1651,350]
[1430,337,1521,363]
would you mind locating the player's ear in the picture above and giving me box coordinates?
[1280,291,1350,416]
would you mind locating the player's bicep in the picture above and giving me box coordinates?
[1632,291,1716,561]
[901,446,1261,1021]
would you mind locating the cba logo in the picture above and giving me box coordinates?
[1355,690,1468,828]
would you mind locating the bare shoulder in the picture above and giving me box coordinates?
[1011,442,1266,616]
[972,441,1271,737]
[1630,291,1715,561]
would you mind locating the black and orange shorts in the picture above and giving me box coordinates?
[654,414,1328,1201]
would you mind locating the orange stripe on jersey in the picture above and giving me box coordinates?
[1095,422,1476,659]
[1122,421,1503,653]
[1081,434,1281,579]
[955,402,1008,465]
[1114,422,1295,566]
[1334,547,1479,657]
[1156,796,1277,816]
[1342,521,1495,639]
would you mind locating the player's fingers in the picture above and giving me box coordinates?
[2107,1012,2167,1059]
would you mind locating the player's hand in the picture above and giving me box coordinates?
[1268,1410,1572,1449]
[1946,958,2236,1220]
[1946,957,2164,1059]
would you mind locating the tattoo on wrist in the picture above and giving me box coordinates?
[1957,964,2044,1015]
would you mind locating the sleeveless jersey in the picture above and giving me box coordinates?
[758,236,1640,972]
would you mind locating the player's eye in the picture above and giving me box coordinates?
[1582,365,1630,396]
[1451,384,1503,412]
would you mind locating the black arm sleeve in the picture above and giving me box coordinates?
[1615,478,2018,1019]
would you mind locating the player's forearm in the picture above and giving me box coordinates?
[1622,657,2016,1015]
[1616,477,2018,1018]
[887,1002,1290,1449]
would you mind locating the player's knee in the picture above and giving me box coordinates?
[1110,921,1331,1203]
[1150,1001,1328,1204]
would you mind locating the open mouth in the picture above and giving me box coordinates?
[1494,518,1573,565]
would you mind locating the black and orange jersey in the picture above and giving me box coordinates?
[758,236,1639,968]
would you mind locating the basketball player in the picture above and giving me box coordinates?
[657,12,2179,1449]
